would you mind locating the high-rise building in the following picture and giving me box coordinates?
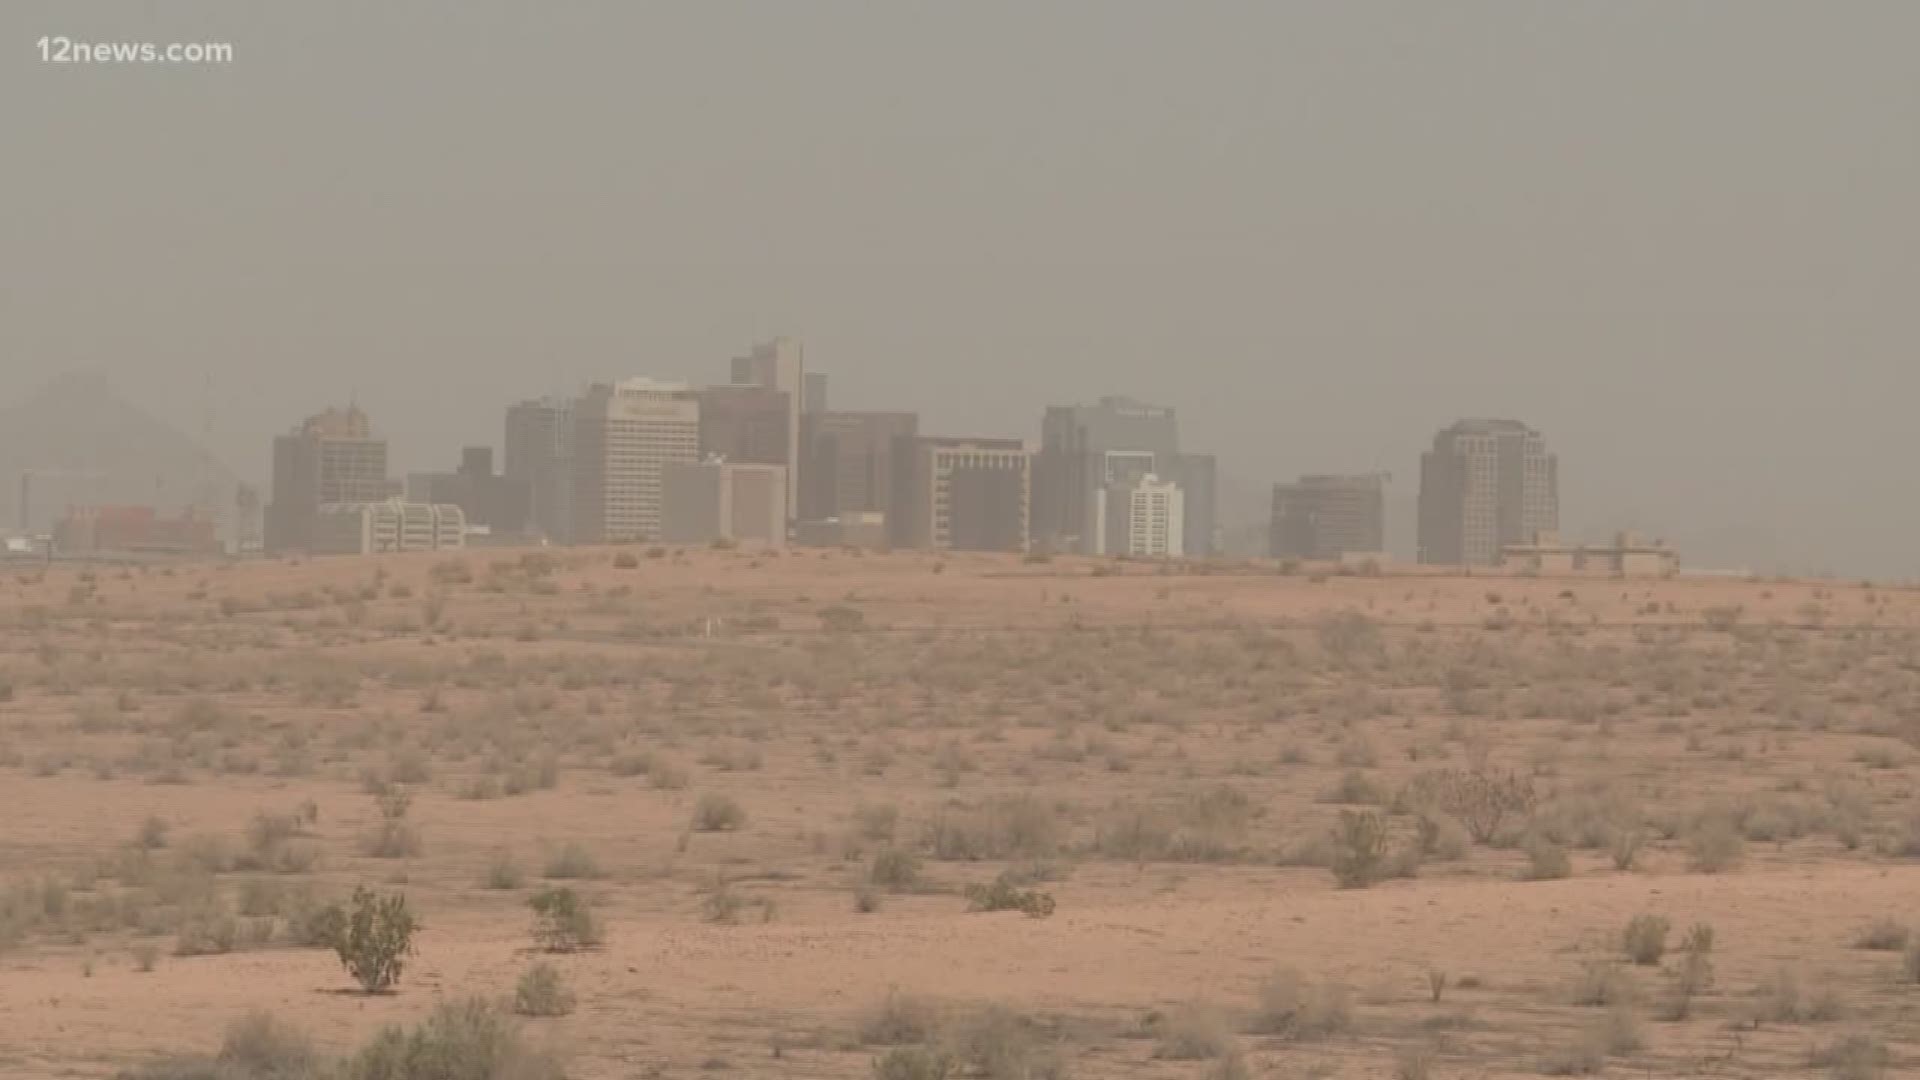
[800,410,919,525]
[1033,395,1216,556]
[504,397,574,543]
[1417,419,1558,566]
[265,405,389,553]
[1035,396,1179,553]
[660,460,787,547]
[696,385,791,469]
[1097,473,1185,558]
[895,436,1030,552]
[1271,474,1387,560]
[407,446,525,534]
[730,337,804,525]
[571,378,700,543]
[803,371,829,415]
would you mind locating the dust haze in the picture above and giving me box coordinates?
[4,2,1916,575]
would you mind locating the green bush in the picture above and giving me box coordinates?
[1250,968,1351,1040]
[513,962,576,1017]
[963,872,1056,918]
[1329,810,1389,889]
[872,1046,955,1080]
[1622,914,1670,965]
[342,997,563,1080]
[542,842,601,880]
[869,848,923,893]
[331,887,418,994]
[529,886,602,952]
[691,793,746,832]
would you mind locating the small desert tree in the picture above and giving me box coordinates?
[331,887,419,994]
[1410,768,1537,845]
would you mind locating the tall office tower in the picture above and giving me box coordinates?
[696,384,791,468]
[504,397,574,542]
[1417,419,1558,566]
[570,378,700,543]
[265,404,389,553]
[1270,473,1387,560]
[1096,472,1185,557]
[730,337,804,526]
[802,371,829,415]
[1171,451,1217,558]
[800,410,919,523]
[1033,395,1217,555]
[894,436,1031,552]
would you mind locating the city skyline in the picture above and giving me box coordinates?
[8,4,1917,576]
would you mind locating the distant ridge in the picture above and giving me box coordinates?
[0,370,240,532]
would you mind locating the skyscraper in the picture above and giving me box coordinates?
[696,384,791,468]
[265,404,389,553]
[730,337,804,526]
[1033,395,1216,556]
[1271,474,1387,560]
[800,410,919,524]
[570,378,700,543]
[505,397,574,543]
[1417,419,1558,566]
[895,436,1030,552]
[1097,473,1185,558]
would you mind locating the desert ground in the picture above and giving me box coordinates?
[3,546,1919,1079]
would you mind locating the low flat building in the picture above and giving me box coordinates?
[1499,529,1678,578]
[54,505,221,555]
[660,460,787,547]
[311,500,466,556]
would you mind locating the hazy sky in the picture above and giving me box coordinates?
[4,2,1917,575]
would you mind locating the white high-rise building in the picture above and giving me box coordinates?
[1096,473,1184,558]
[571,378,700,543]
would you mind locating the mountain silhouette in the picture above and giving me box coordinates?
[0,371,240,532]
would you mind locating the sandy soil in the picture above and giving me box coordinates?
[2,547,1917,1078]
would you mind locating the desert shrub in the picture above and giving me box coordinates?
[330,887,418,994]
[1427,968,1448,1003]
[132,942,159,973]
[860,990,944,1045]
[528,886,601,952]
[1902,940,1920,984]
[1662,925,1715,1021]
[342,997,563,1080]
[136,816,171,851]
[691,793,746,832]
[174,908,240,957]
[513,962,576,1017]
[1686,814,1744,873]
[1521,836,1572,880]
[218,1012,322,1079]
[483,850,525,890]
[1811,1034,1889,1080]
[1250,968,1351,1040]
[1572,961,1633,1008]
[1153,1005,1235,1060]
[1752,966,1809,1024]
[1323,770,1390,806]
[1854,919,1908,951]
[612,550,639,569]
[947,1005,1067,1080]
[1407,768,1538,845]
[869,848,924,892]
[1622,914,1671,965]
[1329,810,1389,889]
[856,802,901,842]
[872,1046,955,1080]
[819,605,866,632]
[360,788,422,859]
[1540,1030,1606,1076]
[702,875,777,925]
[963,872,1056,918]
[854,885,884,913]
[542,842,601,880]
[925,797,1062,861]
[1608,826,1643,871]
